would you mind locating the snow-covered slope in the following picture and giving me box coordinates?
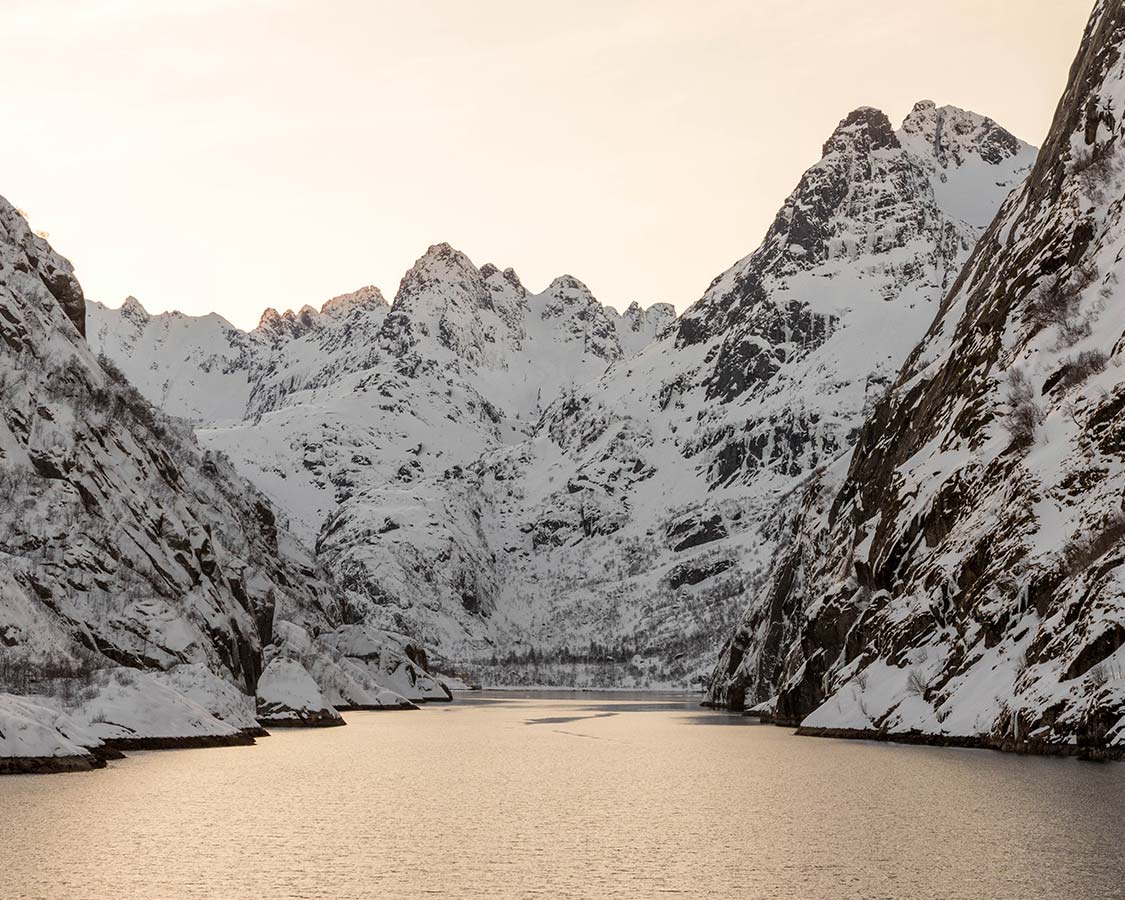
[0,694,107,774]
[708,0,1125,759]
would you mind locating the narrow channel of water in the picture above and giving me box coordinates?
[3,692,1123,899]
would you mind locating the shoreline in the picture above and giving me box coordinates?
[1,687,461,775]
[100,731,260,751]
[0,753,109,776]
[702,700,1123,761]
[476,686,702,695]
[6,695,1119,775]
[738,716,1122,762]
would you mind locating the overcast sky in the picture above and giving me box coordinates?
[3,0,1093,330]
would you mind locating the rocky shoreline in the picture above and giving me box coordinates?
[257,715,347,729]
[0,753,109,776]
[704,697,1123,761]
[0,732,263,775]
[99,732,260,751]
[0,705,443,774]
[733,711,1123,762]
[335,702,419,712]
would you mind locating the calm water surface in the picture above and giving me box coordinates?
[2,692,1123,900]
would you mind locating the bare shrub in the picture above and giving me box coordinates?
[906,667,929,697]
[0,648,33,693]
[0,370,21,405]
[1060,349,1108,391]
[1026,275,1079,331]
[94,352,166,440]
[0,465,31,506]
[41,363,80,401]
[1026,264,1098,347]
[96,352,126,384]
[1004,369,1042,451]
[1073,146,1122,203]
[0,647,104,694]
[1062,509,1125,577]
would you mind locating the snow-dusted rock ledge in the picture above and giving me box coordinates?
[74,668,259,750]
[791,726,1122,762]
[0,694,121,774]
[0,667,267,774]
[256,657,345,728]
[0,695,102,774]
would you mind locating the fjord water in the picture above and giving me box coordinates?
[3,694,1123,900]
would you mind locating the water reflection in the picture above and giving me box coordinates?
[524,712,618,725]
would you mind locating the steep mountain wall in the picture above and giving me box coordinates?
[0,195,339,695]
[708,0,1125,759]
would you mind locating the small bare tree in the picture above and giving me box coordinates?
[1004,369,1041,451]
[906,667,929,697]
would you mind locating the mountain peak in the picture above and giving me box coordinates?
[546,274,594,298]
[120,295,150,322]
[320,284,387,317]
[480,264,527,299]
[416,242,474,271]
[395,243,482,305]
[822,107,899,157]
[899,99,1030,168]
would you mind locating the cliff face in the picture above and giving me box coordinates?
[709,0,1125,758]
[0,195,338,693]
[0,196,454,767]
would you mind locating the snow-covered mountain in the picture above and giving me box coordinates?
[89,252,676,658]
[707,0,1125,759]
[87,114,1022,687]
[0,196,452,773]
[440,100,1035,685]
[89,99,1033,687]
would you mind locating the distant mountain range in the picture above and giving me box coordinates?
[90,99,1034,690]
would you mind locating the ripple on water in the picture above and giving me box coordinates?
[2,692,1124,900]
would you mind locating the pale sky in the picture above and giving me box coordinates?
[3,0,1093,330]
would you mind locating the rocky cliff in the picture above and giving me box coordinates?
[708,0,1125,759]
[1,195,448,771]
